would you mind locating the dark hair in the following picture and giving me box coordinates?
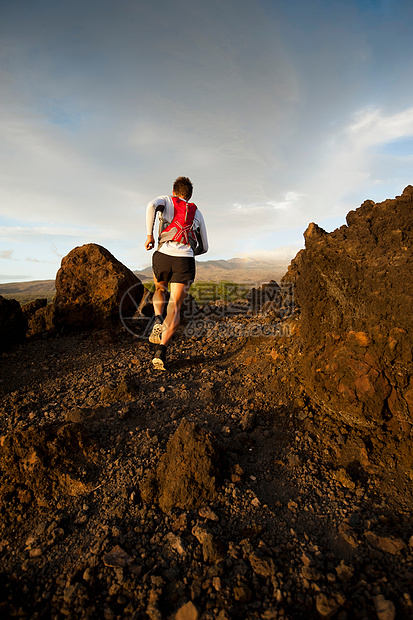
[173,176,193,201]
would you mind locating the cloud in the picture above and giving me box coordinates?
[1,0,413,280]
[25,256,55,263]
[347,106,413,147]
[273,104,413,232]
[0,225,116,242]
[0,250,16,260]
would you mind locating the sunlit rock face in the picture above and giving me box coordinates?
[53,243,144,332]
[288,185,413,431]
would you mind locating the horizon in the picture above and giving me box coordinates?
[1,0,413,283]
[0,253,293,285]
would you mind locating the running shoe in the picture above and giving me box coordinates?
[149,316,163,344]
[152,347,166,371]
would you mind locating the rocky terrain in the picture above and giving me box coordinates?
[0,188,413,620]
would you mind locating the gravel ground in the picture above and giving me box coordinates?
[0,314,412,619]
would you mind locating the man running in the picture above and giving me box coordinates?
[145,176,209,370]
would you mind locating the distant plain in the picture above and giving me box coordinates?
[0,257,290,304]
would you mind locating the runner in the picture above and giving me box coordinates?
[145,176,208,370]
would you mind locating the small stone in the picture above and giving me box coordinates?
[103,606,115,620]
[212,576,221,591]
[63,584,77,604]
[166,532,186,556]
[335,560,354,582]
[333,468,356,491]
[338,521,358,548]
[0,540,9,552]
[192,525,224,563]
[301,566,321,581]
[365,532,406,555]
[198,506,219,521]
[373,594,396,620]
[21,559,30,571]
[175,600,199,620]
[232,463,244,476]
[50,527,65,542]
[249,551,275,578]
[316,592,345,619]
[172,513,188,532]
[103,545,134,567]
[17,489,32,504]
[240,411,256,432]
[233,584,253,602]
[25,536,36,549]
[301,552,314,566]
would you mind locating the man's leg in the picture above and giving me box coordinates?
[161,282,190,346]
[152,276,168,317]
[149,276,168,344]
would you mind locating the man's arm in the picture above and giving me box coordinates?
[194,210,209,255]
[145,196,167,251]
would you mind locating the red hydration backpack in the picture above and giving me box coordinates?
[158,196,198,250]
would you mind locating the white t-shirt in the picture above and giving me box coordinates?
[146,195,209,258]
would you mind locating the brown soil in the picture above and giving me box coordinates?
[0,314,412,619]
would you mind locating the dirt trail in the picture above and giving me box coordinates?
[0,319,412,619]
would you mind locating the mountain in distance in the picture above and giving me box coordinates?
[136,256,291,284]
[0,279,56,304]
[0,257,291,303]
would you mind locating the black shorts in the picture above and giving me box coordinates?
[152,251,196,285]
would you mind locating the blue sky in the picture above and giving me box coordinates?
[1,0,413,282]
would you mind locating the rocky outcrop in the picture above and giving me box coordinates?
[248,280,281,314]
[247,280,295,319]
[21,298,48,318]
[140,419,221,513]
[22,298,55,338]
[288,186,413,430]
[0,296,27,351]
[28,304,55,337]
[53,243,144,331]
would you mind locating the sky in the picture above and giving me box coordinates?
[1,0,413,282]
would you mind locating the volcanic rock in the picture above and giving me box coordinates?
[140,419,221,513]
[247,280,281,313]
[22,299,55,337]
[365,531,406,555]
[99,376,139,404]
[21,297,48,318]
[175,601,199,620]
[373,594,396,620]
[53,243,144,331]
[0,296,27,351]
[191,524,224,563]
[287,186,413,429]
[0,422,99,498]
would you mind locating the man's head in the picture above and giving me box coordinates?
[173,176,193,201]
